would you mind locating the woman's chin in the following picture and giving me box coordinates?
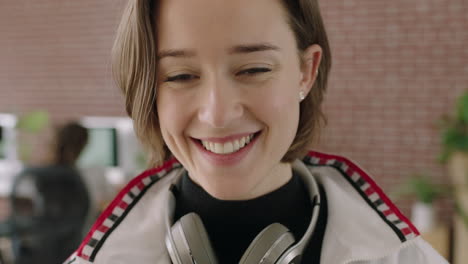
[203,182,258,201]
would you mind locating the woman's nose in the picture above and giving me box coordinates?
[197,78,243,128]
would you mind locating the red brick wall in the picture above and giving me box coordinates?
[317,0,467,223]
[0,0,127,120]
[1,0,466,224]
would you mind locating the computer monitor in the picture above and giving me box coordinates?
[0,126,4,159]
[77,116,144,175]
[77,127,119,168]
[0,113,21,196]
[0,113,18,162]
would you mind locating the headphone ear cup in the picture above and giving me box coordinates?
[170,213,218,264]
[239,223,295,264]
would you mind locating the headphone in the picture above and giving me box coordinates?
[164,167,321,264]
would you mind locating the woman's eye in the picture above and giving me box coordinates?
[237,67,272,76]
[164,74,198,82]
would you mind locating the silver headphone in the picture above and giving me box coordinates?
[164,169,321,264]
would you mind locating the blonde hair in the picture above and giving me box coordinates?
[112,0,331,167]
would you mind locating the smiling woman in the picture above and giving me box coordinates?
[65,0,448,263]
[155,0,324,201]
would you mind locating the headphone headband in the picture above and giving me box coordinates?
[276,160,321,263]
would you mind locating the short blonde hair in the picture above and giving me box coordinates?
[112,0,331,167]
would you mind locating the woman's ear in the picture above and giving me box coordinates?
[299,44,322,97]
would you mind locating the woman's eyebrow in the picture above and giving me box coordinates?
[157,49,196,60]
[158,43,281,60]
[228,43,281,54]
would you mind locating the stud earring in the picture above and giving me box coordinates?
[299,91,305,101]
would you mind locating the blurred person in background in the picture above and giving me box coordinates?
[66,0,448,263]
[9,122,90,264]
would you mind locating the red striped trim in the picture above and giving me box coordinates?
[119,200,129,209]
[383,209,393,216]
[97,225,109,233]
[364,187,375,196]
[75,158,179,259]
[306,151,420,236]
[402,227,413,236]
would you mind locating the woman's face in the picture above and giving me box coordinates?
[156,0,321,200]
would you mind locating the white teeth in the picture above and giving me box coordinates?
[240,137,246,147]
[233,140,240,150]
[214,143,222,153]
[201,133,257,154]
[225,142,234,153]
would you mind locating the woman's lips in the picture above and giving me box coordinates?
[192,131,261,166]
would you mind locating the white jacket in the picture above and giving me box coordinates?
[65,151,449,264]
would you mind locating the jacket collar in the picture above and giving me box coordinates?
[297,151,419,263]
[73,152,420,264]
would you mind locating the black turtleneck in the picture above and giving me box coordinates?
[174,171,328,264]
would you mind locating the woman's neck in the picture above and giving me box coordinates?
[189,162,293,201]
[174,170,312,263]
